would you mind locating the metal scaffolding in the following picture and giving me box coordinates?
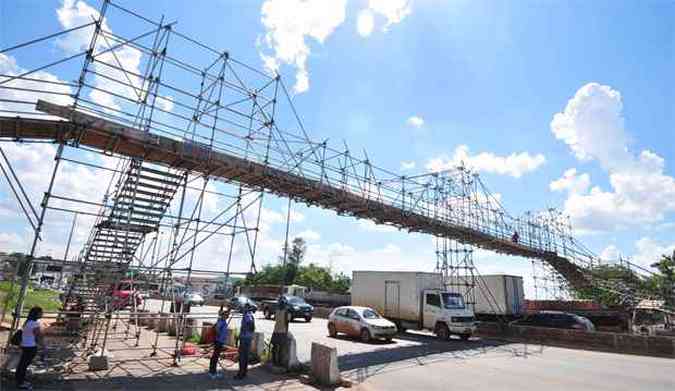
[0,0,670,372]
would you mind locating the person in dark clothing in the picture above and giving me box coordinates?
[208,308,230,379]
[16,306,45,390]
[235,304,255,380]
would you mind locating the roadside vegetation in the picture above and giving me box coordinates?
[576,251,675,307]
[0,281,61,320]
[241,237,351,293]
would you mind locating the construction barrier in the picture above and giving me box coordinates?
[311,342,339,386]
[476,322,675,358]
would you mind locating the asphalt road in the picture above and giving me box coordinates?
[144,300,675,391]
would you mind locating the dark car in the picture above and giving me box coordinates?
[510,311,595,331]
[262,295,314,322]
[227,296,258,313]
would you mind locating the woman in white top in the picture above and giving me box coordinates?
[16,306,45,390]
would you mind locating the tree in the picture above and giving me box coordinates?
[331,272,351,294]
[281,237,306,285]
[243,235,351,293]
[575,264,645,307]
[650,251,675,307]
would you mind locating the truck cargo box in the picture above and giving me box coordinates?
[352,271,442,323]
[447,274,524,316]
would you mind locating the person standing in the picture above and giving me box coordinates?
[235,304,255,380]
[271,296,290,366]
[16,306,46,390]
[208,309,230,379]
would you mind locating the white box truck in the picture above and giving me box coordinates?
[352,271,477,341]
[447,274,524,318]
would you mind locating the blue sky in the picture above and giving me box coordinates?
[0,0,673,296]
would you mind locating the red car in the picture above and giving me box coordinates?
[111,280,143,309]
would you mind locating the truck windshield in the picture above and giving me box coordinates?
[441,293,465,309]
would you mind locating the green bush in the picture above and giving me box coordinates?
[0,281,61,317]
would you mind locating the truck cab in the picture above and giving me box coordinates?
[422,290,476,340]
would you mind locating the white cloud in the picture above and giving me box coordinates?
[426,145,546,178]
[305,241,430,276]
[57,0,143,111]
[358,219,398,233]
[599,244,620,261]
[550,83,675,233]
[632,238,675,269]
[290,210,305,223]
[357,10,375,37]
[0,232,27,252]
[406,115,424,128]
[549,168,590,194]
[156,95,174,112]
[0,143,117,257]
[400,160,416,170]
[259,0,347,94]
[368,0,411,31]
[259,0,411,93]
[0,54,73,118]
[296,229,320,241]
[551,82,631,170]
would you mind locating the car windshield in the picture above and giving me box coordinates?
[362,309,380,319]
[441,293,465,309]
[287,296,305,304]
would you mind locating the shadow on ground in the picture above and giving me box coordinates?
[1,365,310,391]
[338,332,545,383]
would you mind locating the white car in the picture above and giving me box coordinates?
[328,306,397,342]
[178,291,205,306]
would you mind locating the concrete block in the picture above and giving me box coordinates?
[184,318,196,339]
[310,342,339,386]
[145,312,157,329]
[285,333,300,370]
[88,355,109,371]
[156,313,169,333]
[226,327,237,347]
[201,321,215,344]
[138,312,147,327]
[646,336,674,357]
[168,319,177,337]
[250,332,265,361]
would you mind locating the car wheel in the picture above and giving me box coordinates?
[360,328,371,343]
[435,323,450,341]
[305,316,312,323]
[385,336,393,343]
[460,334,471,341]
[328,323,337,337]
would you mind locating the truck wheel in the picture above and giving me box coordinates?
[360,328,371,343]
[435,323,450,341]
[328,323,337,337]
[460,334,471,341]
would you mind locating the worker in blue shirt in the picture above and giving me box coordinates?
[235,304,255,380]
[209,308,230,379]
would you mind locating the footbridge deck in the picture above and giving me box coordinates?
[0,101,590,290]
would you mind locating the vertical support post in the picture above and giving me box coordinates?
[170,171,188,366]
[60,212,78,289]
[10,143,64,334]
